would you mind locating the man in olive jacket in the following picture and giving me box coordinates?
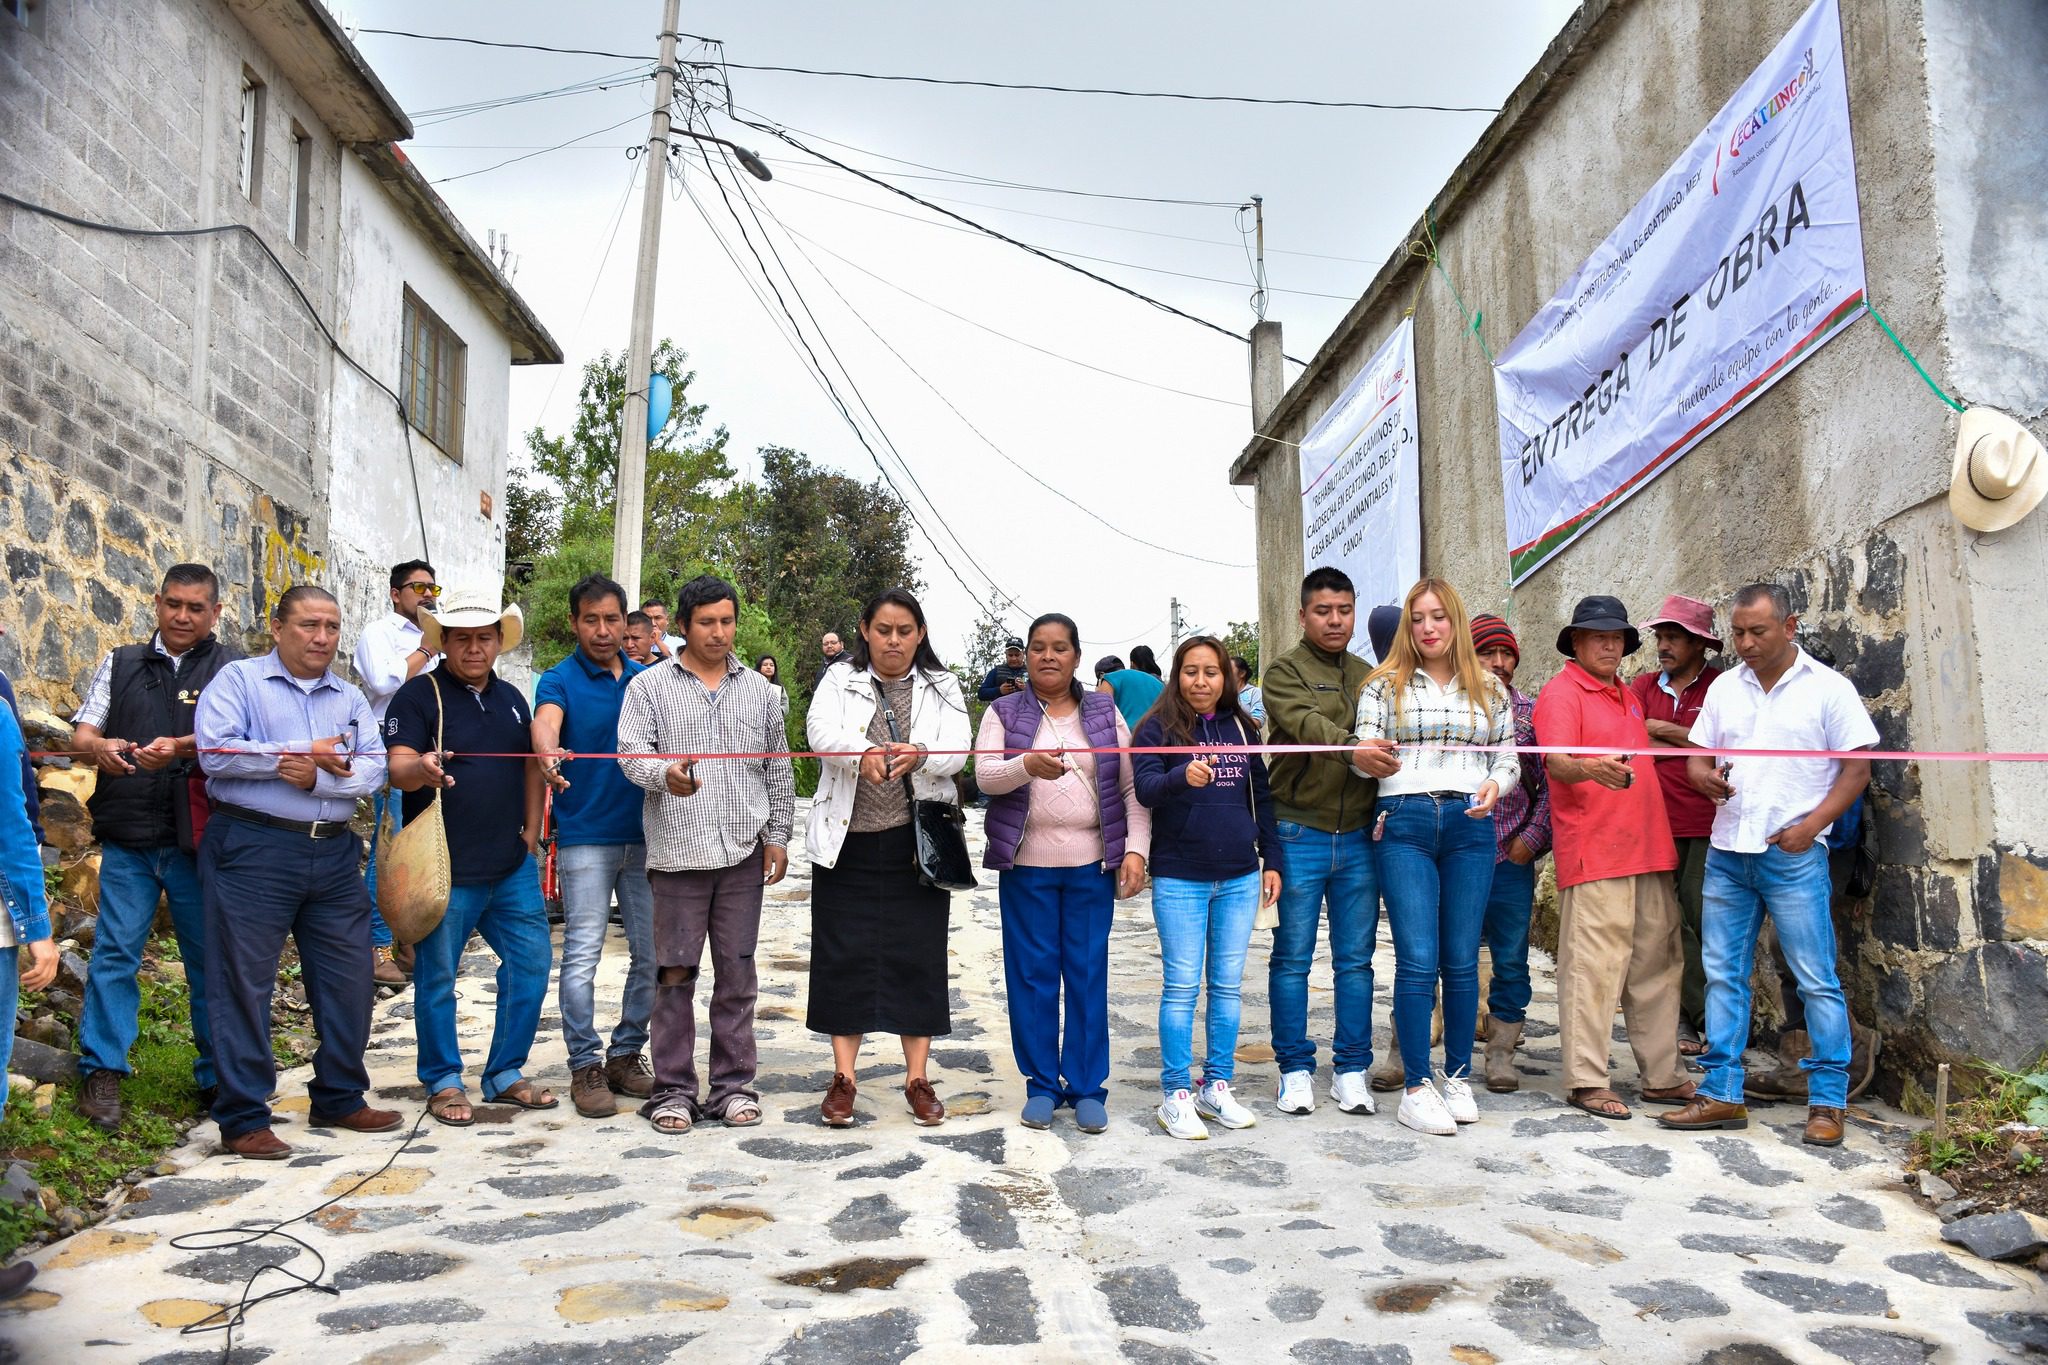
[1263,567,1399,1118]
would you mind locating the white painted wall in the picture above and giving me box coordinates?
[327,151,517,686]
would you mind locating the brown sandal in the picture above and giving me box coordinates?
[1568,1087,1633,1121]
[428,1087,474,1127]
[488,1079,558,1111]
[1641,1082,1699,1105]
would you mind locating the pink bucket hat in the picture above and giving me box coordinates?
[1641,594,1721,650]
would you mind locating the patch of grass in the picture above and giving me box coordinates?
[1911,1054,2048,1217]
[0,954,202,1258]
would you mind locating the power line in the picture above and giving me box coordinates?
[429,111,645,184]
[768,173,1358,301]
[735,117,1310,364]
[409,66,652,127]
[739,183,1253,568]
[727,108,1242,208]
[354,26,713,59]
[528,157,643,424]
[696,125,1019,613]
[711,62,1500,113]
[676,135,1011,618]
[768,219,1246,408]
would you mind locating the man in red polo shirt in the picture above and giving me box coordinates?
[1533,596,1694,1122]
[1627,594,1724,1059]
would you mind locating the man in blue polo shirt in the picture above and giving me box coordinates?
[534,573,657,1119]
[385,588,553,1127]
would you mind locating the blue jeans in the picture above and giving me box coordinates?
[413,854,552,1098]
[1699,844,1850,1108]
[81,843,214,1088]
[998,863,1114,1106]
[556,842,656,1073]
[1377,794,1495,1086]
[363,787,398,949]
[1150,872,1260,1093]
[1268,824,1377,1075]
[1482,857,1537,1025]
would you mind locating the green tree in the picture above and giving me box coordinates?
[733,445,924,675]
[1220,619,1261,677]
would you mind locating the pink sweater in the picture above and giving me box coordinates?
[974,705,1152,869]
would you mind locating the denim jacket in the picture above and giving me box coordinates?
[0,703,51,944]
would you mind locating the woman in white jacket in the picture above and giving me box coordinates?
[804,588,971,1128]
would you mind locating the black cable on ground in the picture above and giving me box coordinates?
[168,1107,432,1364]
[0,190,433,563]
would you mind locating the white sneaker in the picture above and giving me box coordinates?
[1275,1070,1315,1115]
[1196,1079,1258,1130]
[1330,1070,1378,1116]
[1396,1078,1458,1136]
[1157,1089,1209,1141]
[1439,1071,1480,1125]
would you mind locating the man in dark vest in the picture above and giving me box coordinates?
[70,563,240,1130]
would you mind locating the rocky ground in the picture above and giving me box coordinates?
[2,804,2043,1364]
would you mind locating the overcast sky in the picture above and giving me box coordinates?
[344,1,1578,660]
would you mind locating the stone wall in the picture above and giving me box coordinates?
[1231,0,2048,1089]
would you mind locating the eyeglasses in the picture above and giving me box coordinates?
[405,582,442,598]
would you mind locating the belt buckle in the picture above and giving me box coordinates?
[308,818,335,839]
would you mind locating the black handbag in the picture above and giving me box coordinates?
[874,680,978,892]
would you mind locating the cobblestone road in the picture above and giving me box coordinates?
[5,806,2042,1363]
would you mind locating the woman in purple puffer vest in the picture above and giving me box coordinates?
[974,613,1151,1134]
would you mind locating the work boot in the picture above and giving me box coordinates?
[1655,1096,1750,1132]
[77,1069,123,1132]
[1743,1028,1811,1104]
[1484,1018,1523,1093]
[372,946,406,987]
[391,942,416,977]
[1847,1021,1881,1101]
[1370,1021,1406,1093]
[1804,1105,1846,1147]
[571,1065,618,1118]
[605,1053,655,1099]
[1476,1011,1491,1044]
[222,1127,293,1160]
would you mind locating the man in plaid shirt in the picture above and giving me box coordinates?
[1471,615,1551,1092]
[618,575,794,1135]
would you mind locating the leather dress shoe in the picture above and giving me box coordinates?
[223,1127,293,1160]
[77,1070,123,1132]
[905,1077,945,1127]
[309,1104,405,1133]
[821,1073,858,1128]
[1655,1096,1749,1131]
[1803,1105,1845,1147]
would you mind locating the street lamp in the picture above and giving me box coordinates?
[672,129,773,182]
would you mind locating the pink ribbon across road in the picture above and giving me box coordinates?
[35,743,2045,762]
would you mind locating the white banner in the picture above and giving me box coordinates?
[1494,0,1865,584]
[1300,317,1420,659]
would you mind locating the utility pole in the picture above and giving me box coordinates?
[610,0,683,606]
[1169,597,1185,651]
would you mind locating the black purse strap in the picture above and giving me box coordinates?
[871,677,919,808]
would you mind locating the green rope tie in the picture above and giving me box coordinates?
[1865,301,1965,413]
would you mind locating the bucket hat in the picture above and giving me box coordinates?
[1640,594,1722,651]
[419,587,524,653]
[1555,595,1640,657]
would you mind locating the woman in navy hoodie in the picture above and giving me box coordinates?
[1132,636,1281,1140]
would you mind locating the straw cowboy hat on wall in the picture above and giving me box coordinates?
[1949,407,2047,533]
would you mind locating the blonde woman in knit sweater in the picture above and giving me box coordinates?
[1353,578,1518,1137]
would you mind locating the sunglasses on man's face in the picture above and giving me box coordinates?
[405,582,442,598]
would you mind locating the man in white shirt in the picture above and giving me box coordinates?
[1658,583,1876,1150]
[641,599,684,658]
[350,559,440,982]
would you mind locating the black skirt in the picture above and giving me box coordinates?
[807,824,952,1037]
